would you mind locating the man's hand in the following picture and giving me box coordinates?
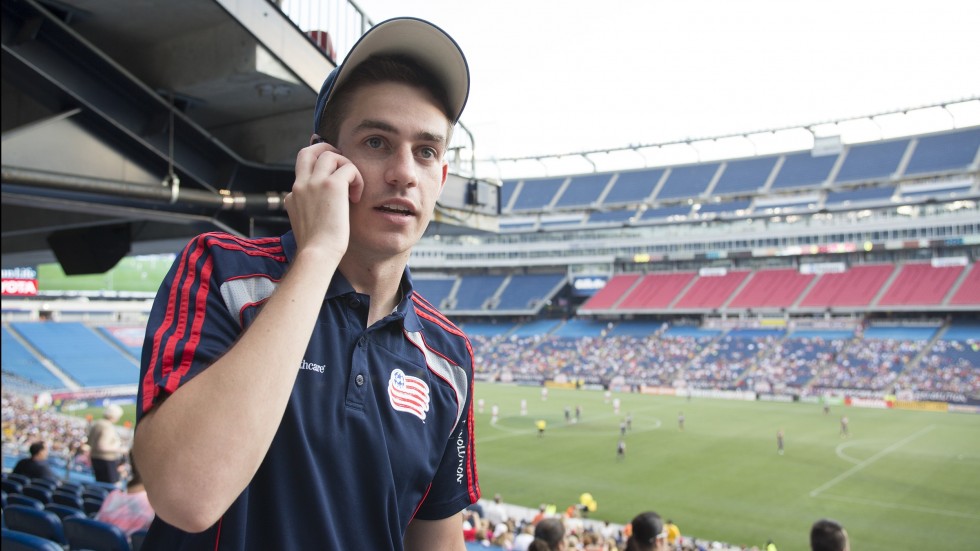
[286,141,364,263]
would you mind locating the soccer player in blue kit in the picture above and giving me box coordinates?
[132,17,479,550]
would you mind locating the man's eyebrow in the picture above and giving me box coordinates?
[354,119,447,144]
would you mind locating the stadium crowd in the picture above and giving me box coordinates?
[472,331,979,401]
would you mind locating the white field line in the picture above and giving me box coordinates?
[834,441,864,465]
[809,425,936,497]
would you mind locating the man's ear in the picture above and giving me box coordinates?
[310,134,325,145]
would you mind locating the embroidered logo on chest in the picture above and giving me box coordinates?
[388,368,430,421]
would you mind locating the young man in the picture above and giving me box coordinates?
[132,17,479,550]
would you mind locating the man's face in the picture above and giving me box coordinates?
[334,81,449,262]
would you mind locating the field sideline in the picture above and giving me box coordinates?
[471,383,980,551]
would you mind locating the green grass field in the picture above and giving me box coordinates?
[37,255,173,293]
[472,383,980,551]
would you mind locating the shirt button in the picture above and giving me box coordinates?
[355,374,365,386]
[348,297,361,309]
[358,336,367,348]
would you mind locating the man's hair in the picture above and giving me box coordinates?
[530,518,565,550]
[29,441,46,457]
[318,54,453,146]
[810,518,848,551]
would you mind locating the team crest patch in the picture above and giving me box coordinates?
[388,369,430,421]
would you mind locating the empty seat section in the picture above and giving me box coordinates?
[97,326,145,359]
[655,163,719,201]
[601,168,664,205]
[825,185,895,206]
[454,275,506,310]
[553,318,609,338]
[728,269,814,308]
[607,320,665,337]
[616,272,695,310]
[511,318,562,337]
[712,156,777,195]
[510,177,565,211]
[586,209,635,226]
[554,173,611,208]
[770,151,837,190]
[899,181,973,201]
[697,200,751,216]
[2,327,64,388]
[673,271,750,309]
[494,274,565,311]
[799,264,894,307]
[834,139,909,183]
[541,215,584,228]
[949,263,980,305]
[413,277,456,309]
[878,263,964,306]
[904,127,980,176]
[11,322,136,387]
[579,274,641,310]
[638,205,691,222]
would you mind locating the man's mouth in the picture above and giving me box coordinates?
[377,203,415,216]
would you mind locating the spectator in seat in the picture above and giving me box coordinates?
[132,16,478,551]
[96,454,155,536]
[13,440,57,481]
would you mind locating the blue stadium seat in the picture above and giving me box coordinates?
[602,167,665,206]
[770,151,837,189]
[2,505,68,546]
[83,497,105,517]
[553,173,611,208]
[21,486,52,505]
[712,156,777,195]
[511,177,565,211]
[44,503,86,521]
[51,490,85,510]
[8,494,45,510]
[834,139,909,183]
[2,478,25,495]
[1,528,65,551]
[63,517,132,551]
[656,163,721,200]
[6,472,32,487]
[28,478,57,491]
[904,127,980,176]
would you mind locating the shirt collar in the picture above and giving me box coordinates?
[282,230,422,331]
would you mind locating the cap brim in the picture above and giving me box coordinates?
[314,17,469,133]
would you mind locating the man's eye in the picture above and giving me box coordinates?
[419,147,437,159]
[366,137,384,148]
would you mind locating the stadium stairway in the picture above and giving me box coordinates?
[942,263,975,307]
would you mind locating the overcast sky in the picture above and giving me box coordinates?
[357,0,980,177]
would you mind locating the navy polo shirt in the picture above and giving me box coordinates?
[137,231,479,550]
